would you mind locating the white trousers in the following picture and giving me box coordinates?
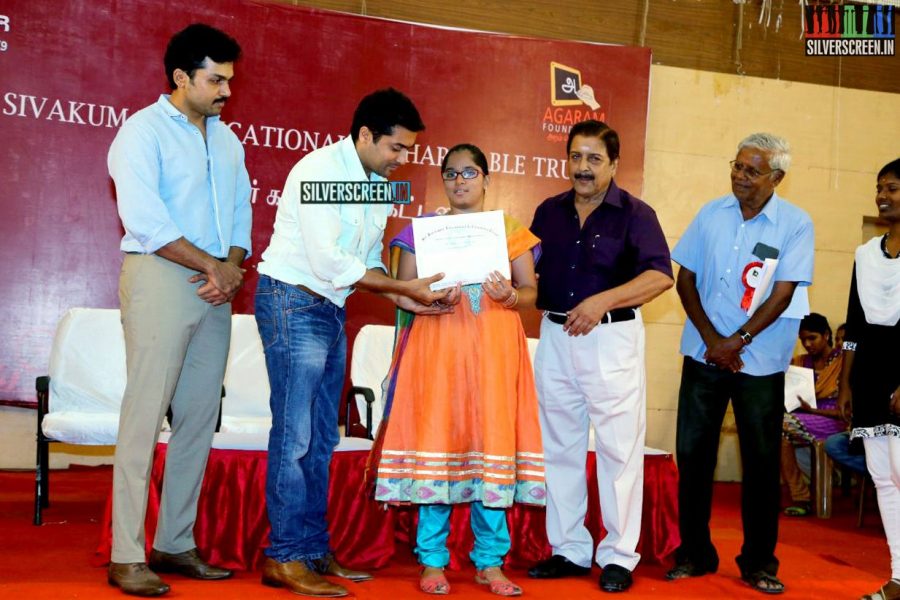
[534,312,646,571]
[864,436,900,579]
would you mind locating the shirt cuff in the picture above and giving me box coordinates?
[331,260,368,290]
[366,260,388,274]
[137,222,183,254]
[231,238,253,259]
[670,255,693,272]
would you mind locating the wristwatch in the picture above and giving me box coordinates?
[737,328,753,346]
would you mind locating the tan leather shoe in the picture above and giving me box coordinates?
[261,558,349,597]
[148,547,232,580]
[313,554,373,582]
[108,562,170,596]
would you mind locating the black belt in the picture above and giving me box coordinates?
[546,307,637,325]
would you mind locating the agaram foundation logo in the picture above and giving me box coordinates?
[541,62,607,143]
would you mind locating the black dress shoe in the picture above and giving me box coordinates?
[148,548,232,580]
[599,564,633,593]
[528,555,592,579]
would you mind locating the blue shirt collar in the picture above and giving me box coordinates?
[721,190,781,224]
[156,94,221,125]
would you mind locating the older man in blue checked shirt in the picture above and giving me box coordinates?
[665,133,814,595]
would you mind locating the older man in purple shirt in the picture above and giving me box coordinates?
[527,120,673,593]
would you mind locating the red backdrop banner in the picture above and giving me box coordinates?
[0,0,650,404]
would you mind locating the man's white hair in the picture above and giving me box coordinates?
[738,133,791,173]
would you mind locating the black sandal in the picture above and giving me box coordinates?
[741,570,785,594]
[665,562,716,580]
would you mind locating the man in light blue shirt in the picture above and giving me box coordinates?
[665,133,813,595]
[107,24,250,597]
[255,89,450,598]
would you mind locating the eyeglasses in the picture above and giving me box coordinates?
[730,160,775,180]
[441,167,483,180]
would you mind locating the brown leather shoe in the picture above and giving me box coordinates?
[261,558,348,597]
[148,548,232,580]
[313,554,373,582]
[108,562,170,596]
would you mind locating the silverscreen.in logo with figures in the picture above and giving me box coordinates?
[804,1,895,56]
[299,181,411,204]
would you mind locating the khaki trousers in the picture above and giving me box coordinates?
[111,254,230,563]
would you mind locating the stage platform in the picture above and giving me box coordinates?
[94,444,680,570]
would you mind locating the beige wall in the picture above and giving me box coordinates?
[641,65,899,479]
[5,65,898,479]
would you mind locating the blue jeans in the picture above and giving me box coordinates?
[255,275,346,563]
[417,503,510,570]
[824,432,868,475]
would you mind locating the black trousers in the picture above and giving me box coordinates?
[674,357,784,576]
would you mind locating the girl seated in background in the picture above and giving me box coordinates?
[782,312,845,516]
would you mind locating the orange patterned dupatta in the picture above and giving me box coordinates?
[365,211,544,507]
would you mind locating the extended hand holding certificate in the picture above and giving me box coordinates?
[412,210,509,290]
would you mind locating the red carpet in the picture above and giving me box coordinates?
[0,465,889,598]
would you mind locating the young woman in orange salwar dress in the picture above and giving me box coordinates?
[374,144,545,596]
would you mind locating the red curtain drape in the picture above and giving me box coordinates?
[94,445,679,570]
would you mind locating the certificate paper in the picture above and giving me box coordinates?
[412,210,509,291]
[784,365,817,412]
[747,258,811,319]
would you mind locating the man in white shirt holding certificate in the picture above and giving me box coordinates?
[254,88,448,597]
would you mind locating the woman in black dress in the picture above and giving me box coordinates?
[838,158,900,600]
